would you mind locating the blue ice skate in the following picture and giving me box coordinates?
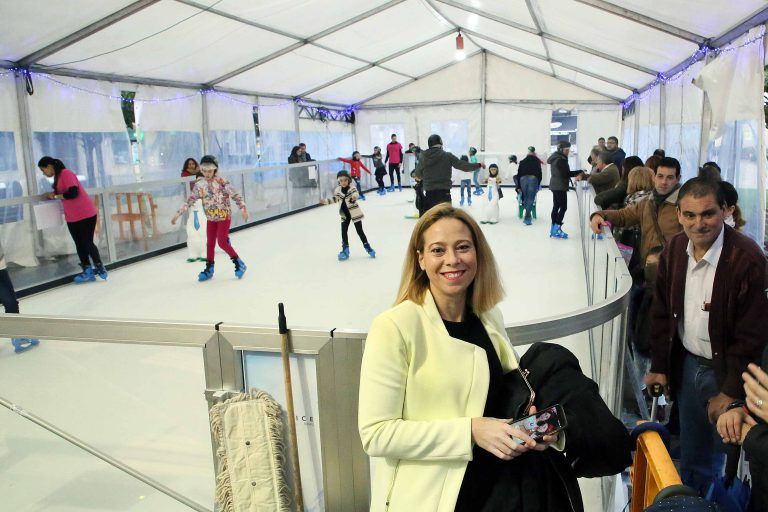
[12,338,39,353]
[364,243,376,258]
[94,263,108,280]
[73,265,96,284]
[338,246,350,261]
[198,262,215,281]
[233,258,247,279]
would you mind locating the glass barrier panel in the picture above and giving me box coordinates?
[106,184,188,261]
[241,166,290,225]
[243,351,325,512]
[0,338,214,507]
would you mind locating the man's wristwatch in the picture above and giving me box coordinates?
[725,400,746,412]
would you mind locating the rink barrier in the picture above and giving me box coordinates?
[0,157,383,295]
[630,426,682,511]
[0,178,633,511]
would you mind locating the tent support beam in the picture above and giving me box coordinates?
[19,0,162,66]
[357,98,618,110]
[480,50,487,150]
[573,0,706,44]
[431,0,657,75]
[356,50,483,105]
[464,30,634,92]
[710,5,768,47]
[485,51,624,102]
[296,29,455,98]
[206,0,406,85]
[523,0,556,76]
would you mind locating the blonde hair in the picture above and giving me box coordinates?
[626,166,654,195]
[395,203,504,314]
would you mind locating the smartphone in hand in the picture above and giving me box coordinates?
[508,404,567,444]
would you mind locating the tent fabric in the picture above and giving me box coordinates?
[1,0,764,106]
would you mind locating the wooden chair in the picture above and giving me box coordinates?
[111,192,159,251]
[630,422,682,511]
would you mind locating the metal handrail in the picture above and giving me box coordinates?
[0,395,213,512]
[0,158,344,207]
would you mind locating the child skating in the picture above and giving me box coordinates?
[480,164,503,224]
[338,151,371,200]
[363,147,387,195]
[324,170,376,260]
[458,155,473,206]
[180,158,206,262]
[171,155,249,281]
[469,147,483,195]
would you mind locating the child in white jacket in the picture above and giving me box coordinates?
[481,164,503,224]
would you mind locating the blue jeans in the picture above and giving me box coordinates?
[676,352,725,495]
[472,170,482,192]
[460,179,471,199]
[519,175,538,220]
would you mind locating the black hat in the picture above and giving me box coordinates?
[336,170,351,180]
[557,140,572,150]
[489,163,499,169]
[200,155,218,167]
[427,134,443,147]
[527,146,535,153]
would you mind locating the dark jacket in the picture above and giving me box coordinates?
[516,154,542,184]
[744,345,768,512]
[594,178,627,210]
[650,225,768,398]
[479,343,632,512]
[610,147,626,168]
[414,146,480,192]
[547,151,581,191]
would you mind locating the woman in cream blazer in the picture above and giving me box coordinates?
[359,203,559,512]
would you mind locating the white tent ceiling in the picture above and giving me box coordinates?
[1,0,766,106]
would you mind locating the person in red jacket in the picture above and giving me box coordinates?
[385,133,403,192]
[646,177,768,495]
[338,151,372,200]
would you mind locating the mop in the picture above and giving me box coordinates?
[210,389,291,512]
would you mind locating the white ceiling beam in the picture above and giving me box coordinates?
[19,0,162,66]
[485,50,623,102]
[524,0,556,75]
[355,49,483,105]
[297,29,455,98]
[573,0,707,45]
[432,0,658,75]
[463,29,635,91]
[207,0,406,86]
[711,5,768,48]
[173,0,299,40]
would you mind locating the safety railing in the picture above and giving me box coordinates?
[0,159,380,292]
[0,178,634,511]
[630,427,683,511]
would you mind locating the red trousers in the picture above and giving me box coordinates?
[206,218,238,262]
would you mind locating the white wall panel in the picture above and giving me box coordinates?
[576,107,622,169]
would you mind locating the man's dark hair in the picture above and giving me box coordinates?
[391,133,397,138]
[653,148,665,157]
[607,136,619,144]
[598,137,605,142]
[621,155,644,177]
[677,177,725,207]
[299,142,306,147]
[658,156,681,177]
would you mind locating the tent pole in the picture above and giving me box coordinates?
[480,51,487,151]
[659,81,666,151]
[633,103,640,156]
[201,91,210,155]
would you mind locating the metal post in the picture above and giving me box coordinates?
[0,395,213,512]
[480,50,487,151]
[633,106,640,157]
[201,91,210,155]
[100,192,117,264]
[659,81,666,150]
[14,70,46,260]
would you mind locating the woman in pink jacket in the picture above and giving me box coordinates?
[39,156,106,284]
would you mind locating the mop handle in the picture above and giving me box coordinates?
[279,303,305,511]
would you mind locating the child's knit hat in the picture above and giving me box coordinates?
[200,155,219,168]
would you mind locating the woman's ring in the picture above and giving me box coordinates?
[756,398,764,409]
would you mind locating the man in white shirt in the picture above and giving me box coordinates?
[645,178,768,494]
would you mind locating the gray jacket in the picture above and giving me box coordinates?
[547,151,580,191]
[414,146,481,192]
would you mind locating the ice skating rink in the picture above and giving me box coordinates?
[1,189,603,511]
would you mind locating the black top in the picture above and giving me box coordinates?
[443,311,505,512]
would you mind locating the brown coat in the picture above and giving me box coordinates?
[587,163,620,195]
[591,188,682,265]
[649,226,768,398]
